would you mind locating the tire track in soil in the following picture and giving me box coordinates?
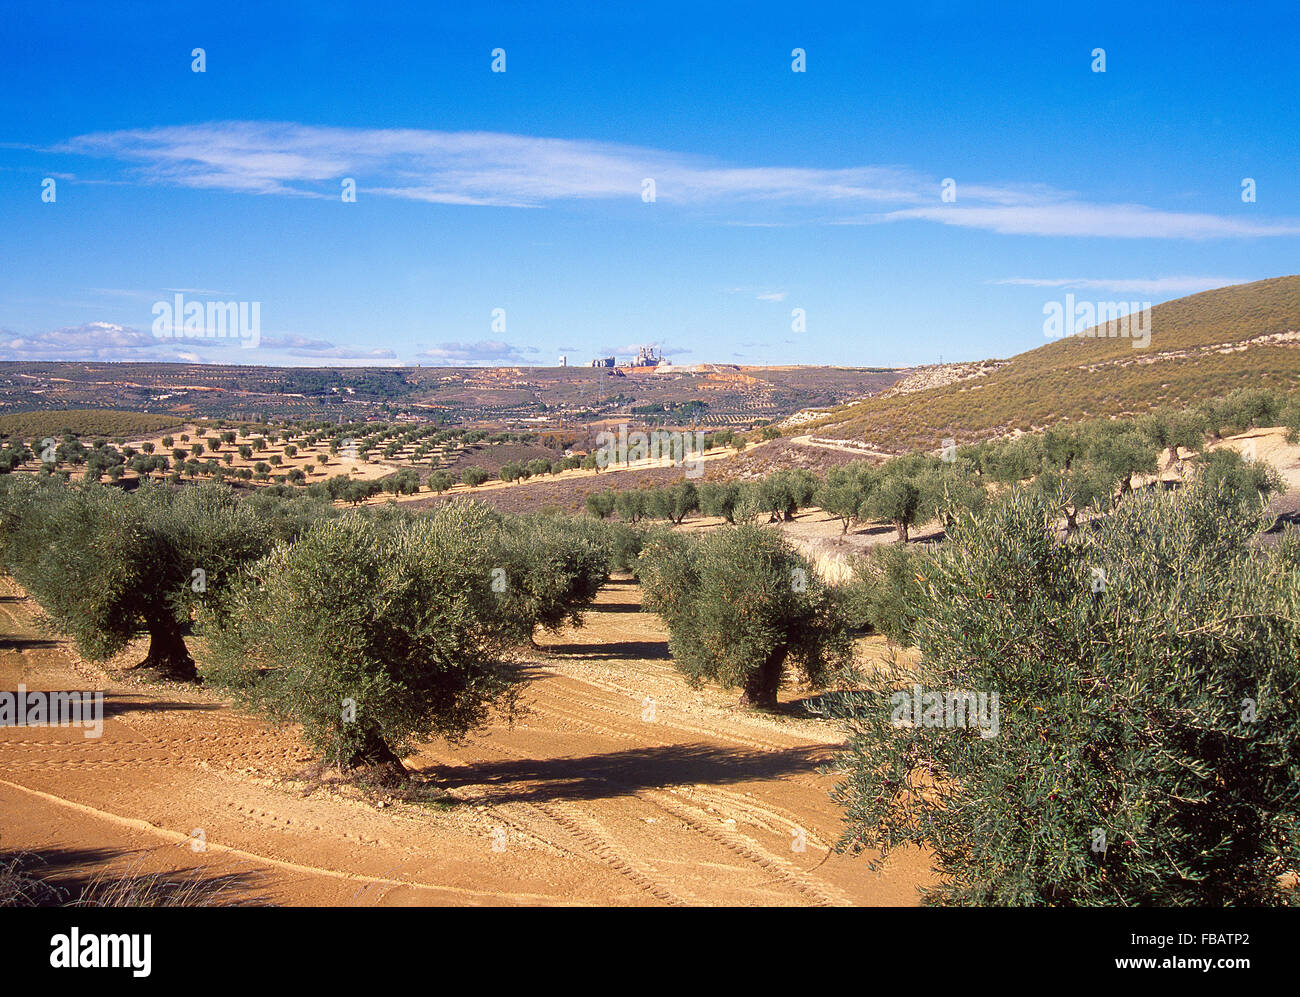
[430,736,844,906]
[527,677,817,755]
[644,789,854,907]
[518,800,696,906]
[0,778,583,906]
[426,741,698,905]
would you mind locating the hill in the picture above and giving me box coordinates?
[808,275,1300,451]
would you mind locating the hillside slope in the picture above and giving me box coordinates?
[811,275,1300,451]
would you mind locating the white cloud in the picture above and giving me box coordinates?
[879,203,1300,239]
[0,321,167,361]
[993,276,1249,295]
[258,334,393,359]
[0,321,393,364]
[58,122,927,208]
[416,340,532,365]
[51,122,1300,240]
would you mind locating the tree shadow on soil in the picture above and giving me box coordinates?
[0,636,61,651]
[421,741,829,805]
[99,694,220,720]
[543,639,670,661]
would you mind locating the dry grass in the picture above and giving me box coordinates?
[0,851,262,907]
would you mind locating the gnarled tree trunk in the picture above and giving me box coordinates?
[345,727,407,782]
[739,646,789,710]
[140,619,198,682]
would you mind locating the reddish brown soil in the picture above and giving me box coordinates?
[0,577,931,906]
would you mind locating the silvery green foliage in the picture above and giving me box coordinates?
[204,502,522,768]
[827,477,1300,906]
[639,523,852,708]
[0,478,273,681]
[204,500,612,768]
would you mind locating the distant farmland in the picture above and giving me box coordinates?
[0,409,182,440]
[0,362,907,429]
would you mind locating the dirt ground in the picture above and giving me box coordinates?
[0,576,932,907]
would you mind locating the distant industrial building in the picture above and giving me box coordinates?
[558,356,566,366]
[630,345,666,367]
[591,356,615,368]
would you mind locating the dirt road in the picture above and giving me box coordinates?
[0,577,931,906]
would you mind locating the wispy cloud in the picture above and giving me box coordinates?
[51,121,1298,240]
[416,340,534,365]
[0,321,187,361]
[0,322,392,364]
[993,275,1249,295]
[879,203,1300,240]
[727,287,788,301]
[56,122,924,208]
[261,334,395,360]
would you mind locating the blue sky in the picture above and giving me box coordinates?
[2,0,1298,368]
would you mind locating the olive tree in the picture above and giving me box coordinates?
[1,480,272,681]
[646,481,699,524]
[1086,423,1159,495]
[827,479,1300,906]
[866,470,925,543]
[204,505,522,771]
[697,481,741,524]
[494,512,612,638]
[816,462,878,534]
[639,524,851,708]
[584,489,615,519]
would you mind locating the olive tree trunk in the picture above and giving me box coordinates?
[140,619,198,682]
[739,646,789,709]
